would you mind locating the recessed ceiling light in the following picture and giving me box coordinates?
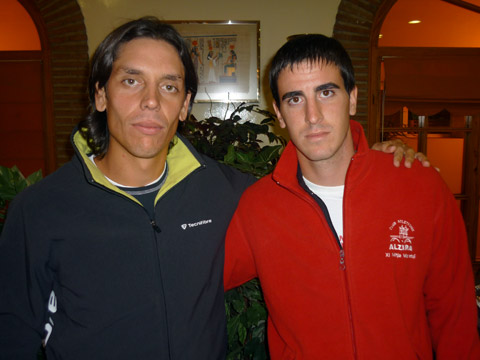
[408,20,421,24]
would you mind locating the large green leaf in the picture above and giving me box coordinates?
[26,169,43,186]
[258,145,283,164]
[224,145,237,164]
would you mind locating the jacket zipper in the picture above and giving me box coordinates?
[342,157,357,359]
[339,248,357,359]
[151,220,161,233]
[150,217,172,360]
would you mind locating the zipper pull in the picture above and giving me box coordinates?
[339,249,346,270]
[151,220,161,233]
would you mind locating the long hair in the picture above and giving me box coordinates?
[269,34,355,106]
[79,17,198,157]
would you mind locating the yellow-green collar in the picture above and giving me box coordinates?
[73,131,202,205]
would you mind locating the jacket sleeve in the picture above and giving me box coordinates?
[224,200,258,291]
[424,182,480,359]
[0,195,51,358]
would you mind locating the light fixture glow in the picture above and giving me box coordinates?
[408,20,421,24]
[378,34,383,39]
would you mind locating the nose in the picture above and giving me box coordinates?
[306,100,323,125]
[140,84,160,111]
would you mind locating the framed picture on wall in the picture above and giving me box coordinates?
[167,20,260,102]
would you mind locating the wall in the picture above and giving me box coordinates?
[77,0,341,120]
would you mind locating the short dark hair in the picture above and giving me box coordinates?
[269,34,355,106]
[79,17,198,156]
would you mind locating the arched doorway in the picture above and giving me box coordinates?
[333,0,480,270]
[0,0,48,176]
[0,0,90,175]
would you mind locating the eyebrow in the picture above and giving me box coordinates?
[119,67,184,81]
[315,82,341,92]
[164,74,184,82]
[281,82,341,101]
[281,90,303,101]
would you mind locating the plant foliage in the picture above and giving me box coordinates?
[225,278,268,360]
[0,165,42,234]
[181,103,286,178]
[180,103,286,359]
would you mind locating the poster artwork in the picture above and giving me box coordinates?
[187,35,239,86]
[170,21,258,102]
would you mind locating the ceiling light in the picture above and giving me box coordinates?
[408,20,421,24]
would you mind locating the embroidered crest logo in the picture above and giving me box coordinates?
[385,219,417,259]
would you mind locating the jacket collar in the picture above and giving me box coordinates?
[71,129,203,202]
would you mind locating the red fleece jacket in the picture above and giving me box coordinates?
[224,120,480,359]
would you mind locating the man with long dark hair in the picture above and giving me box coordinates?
[0,17,254,359]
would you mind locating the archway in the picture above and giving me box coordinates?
[13,0,89,173]
[0,0,44,175]
[333,0,386,135]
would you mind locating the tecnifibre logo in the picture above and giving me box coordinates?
[181,219,213,230]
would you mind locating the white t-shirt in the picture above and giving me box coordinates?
[303,177,345,246]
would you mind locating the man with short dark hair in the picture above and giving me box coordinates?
[224,34,480,359]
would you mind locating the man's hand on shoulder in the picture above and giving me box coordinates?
[372,139,430,168]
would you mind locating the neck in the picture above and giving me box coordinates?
[299,137,355,187]
[300,158,350,186]
[95,152,167,187]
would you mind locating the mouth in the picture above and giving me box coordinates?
[132,121,165,135]
[305,130,329,141]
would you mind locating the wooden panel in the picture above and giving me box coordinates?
[384,55,480,100]
[0,60,43,102]
[0,103,42,131]
[0,59,44,175]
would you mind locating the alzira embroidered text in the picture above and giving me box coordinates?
[385,220,417,260]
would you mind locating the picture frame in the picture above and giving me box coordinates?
[167,20,260,102]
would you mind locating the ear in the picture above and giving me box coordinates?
[273,101,286,129]
[349,86,358,117]
[179,92,192,122]
[95,82,107,112]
